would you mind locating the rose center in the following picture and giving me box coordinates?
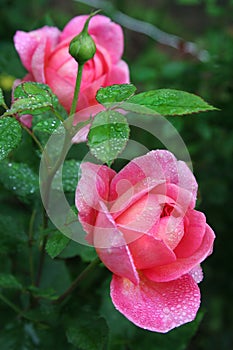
[160,204,174,218]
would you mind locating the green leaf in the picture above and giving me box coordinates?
[0,213,27,255]
[52,160,81,192]
[60,241,97,262]
[0,273,22,290]
[33,118,61,134]
[0,88,7,109]
[0,161,39,197]
[0,117,22,160]
[32,117,62,146]
[66,316,109,350]
[40,259,71,295]
[127,89,218,116]
[45,231,70,259]
[62,160,81,192]
[0,321,38,350]
[28,286,58,300]
[88,110,130,165]
[96,83,136,105]
[4,82,60,116]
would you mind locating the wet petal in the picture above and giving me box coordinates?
[105,60,130,85]
[174,210,206,258]
[94,203,139,285]
[189,265,203,284]
[110,273,200,333]
[143,224,215,282]
[14,27,60,72]
[127,233,176,269]
[75,163,115,238]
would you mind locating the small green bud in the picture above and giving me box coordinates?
[69,15,96,65]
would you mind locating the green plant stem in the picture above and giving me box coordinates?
[0,292,49,326]
[0,292,23,314]
[35,130,70,287]
[35,53,84,289]
[28,209,36,285]
[35,207,48,287]
[70,63,84,116]
[52,108,65,122]
[54,257,100,304]
[21,123,44,153]
[0,292,35,322]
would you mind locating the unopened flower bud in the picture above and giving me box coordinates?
[69,15,96,65]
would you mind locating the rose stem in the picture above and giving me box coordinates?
[53,257,100,304]
[70,63,84,116]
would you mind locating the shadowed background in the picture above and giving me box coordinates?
[0,0,232,349]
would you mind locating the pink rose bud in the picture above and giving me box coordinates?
[76,150,215,333]
[69,14,96,65]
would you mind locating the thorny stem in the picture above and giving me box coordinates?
[53,257,100,304]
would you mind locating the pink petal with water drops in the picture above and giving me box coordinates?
[14,27,60,73]
[174,210,207,258]
[189,265,203,284]
[105,60,130,85]
[94,203,139,285]
[75,163,115,239]
[143,224,215,282]
[110,273,201,333]
[127,233,176,269]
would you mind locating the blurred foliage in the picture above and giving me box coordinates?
[0,0,233,349]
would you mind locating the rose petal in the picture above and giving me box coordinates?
[189,265,203,284]
[177,160,198,204]
[19,114,33,128]
[45,66,75,110]
[94,203,139,285]
[105,60,130,85]
[76,163,115,238]
[60,15,90,41]
[72,124,90,144]
[174,210,206,258]
[143,224,215,282]
[109,152,166,202]
[115,193,161,231]
[14,27,60,73]
[89,16,124,63]
[154,216,185,250]
[31,40,47,82]
[72,104,105,143]
[110,273,201,333]
[127,233,176,269]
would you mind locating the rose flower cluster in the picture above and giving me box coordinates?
[14,15,215,333]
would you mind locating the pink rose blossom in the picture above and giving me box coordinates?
[14,15,130,126]
[76,150,215,333]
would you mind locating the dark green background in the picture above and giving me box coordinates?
[0,0,232,349]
